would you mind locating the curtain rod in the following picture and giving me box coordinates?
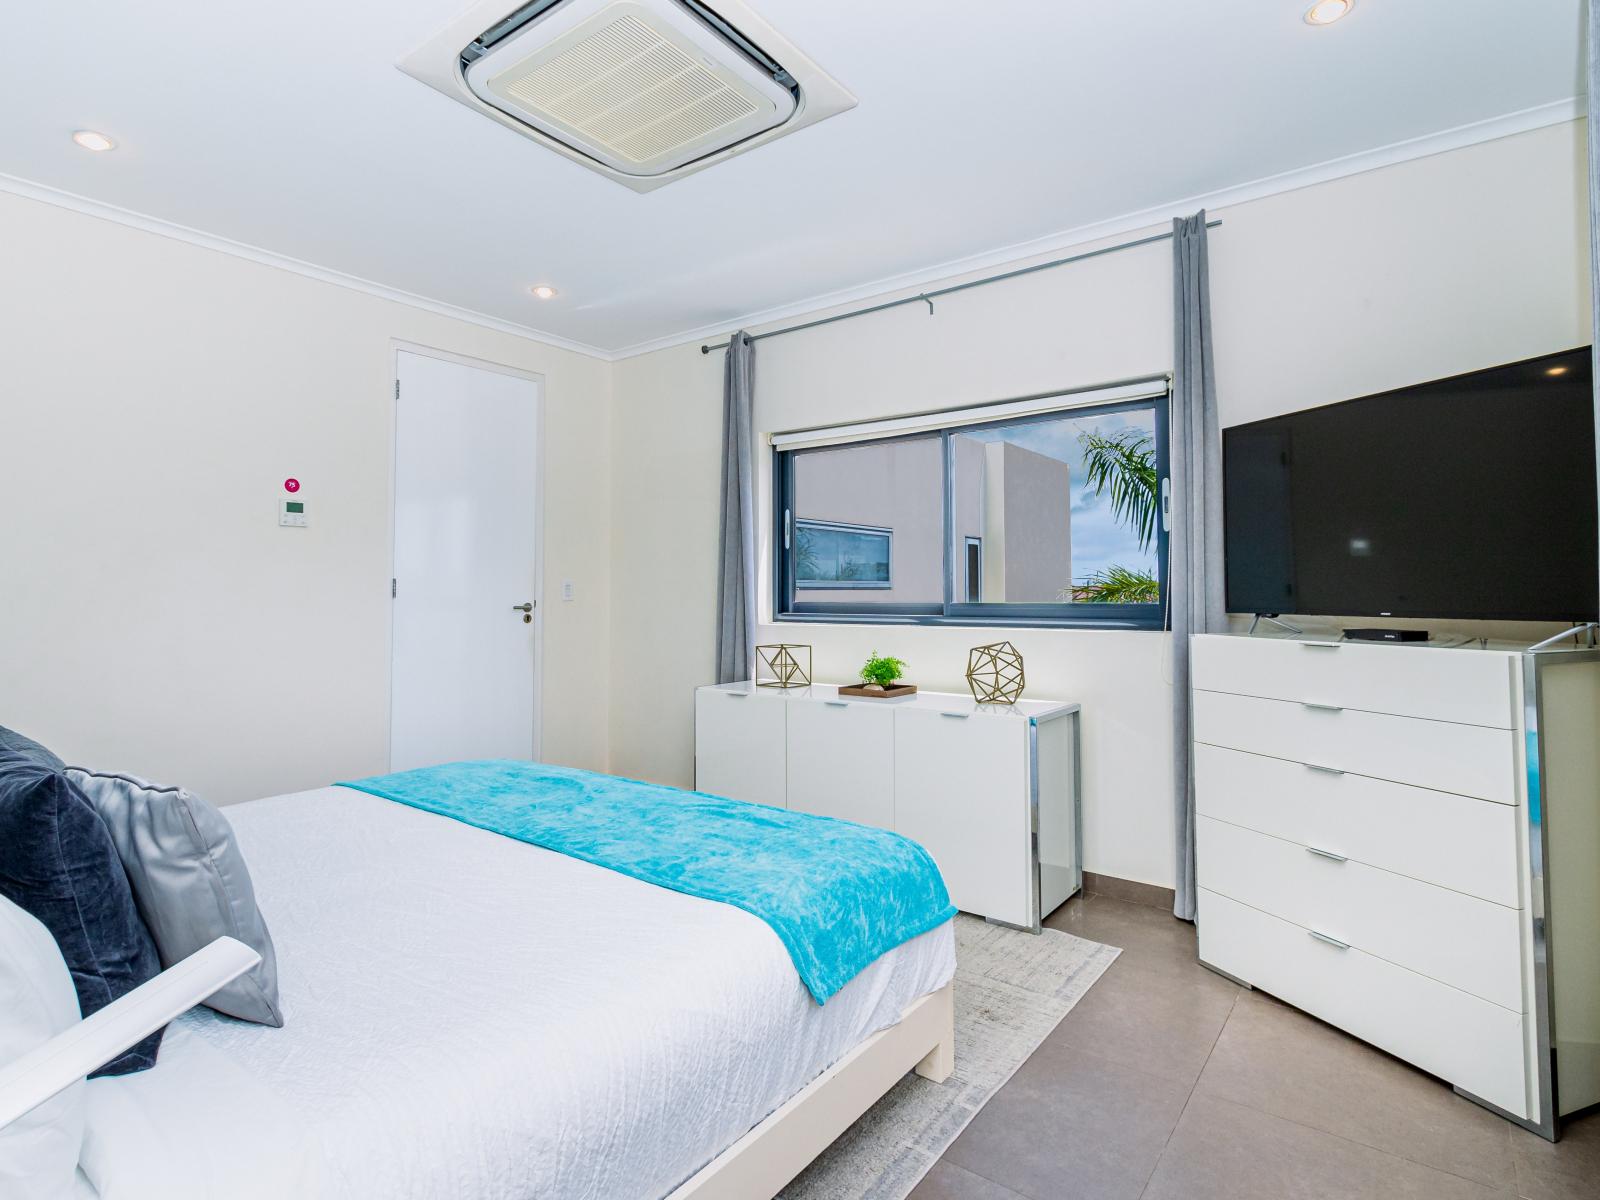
[700,219,1221,355]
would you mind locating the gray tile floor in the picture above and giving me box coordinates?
[908,893,1600,1200]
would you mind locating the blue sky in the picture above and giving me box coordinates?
[962,409,1158,585]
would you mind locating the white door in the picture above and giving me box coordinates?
[390,350,540,772]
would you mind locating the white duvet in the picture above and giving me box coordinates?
[77,786,956,1200]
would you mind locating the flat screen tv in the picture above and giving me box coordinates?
[1224,348,1597,622]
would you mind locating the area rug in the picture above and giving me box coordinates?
[778,914,1121,1199]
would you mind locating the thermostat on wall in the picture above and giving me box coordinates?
[278,499,308,528]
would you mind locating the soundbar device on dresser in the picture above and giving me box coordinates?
[693,682,1082,932]
[1190,631,1600,1140]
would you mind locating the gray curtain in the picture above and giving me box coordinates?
[1170,212,1226,922]
[715,331,757,684]
[1590,0,1600,611]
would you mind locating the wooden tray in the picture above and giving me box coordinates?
[837,683,919,699]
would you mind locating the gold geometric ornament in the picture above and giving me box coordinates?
[965,641,1025,704]
[756,644,812,689]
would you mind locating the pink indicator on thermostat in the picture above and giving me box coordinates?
[283,478,301,494]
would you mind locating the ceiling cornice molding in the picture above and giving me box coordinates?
[0,97,1580,363]
[611,97,1583,361]
[0,171,616,362]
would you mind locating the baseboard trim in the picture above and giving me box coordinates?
[1083,872,1176,911]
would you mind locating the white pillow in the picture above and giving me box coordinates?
[0,895,86,1199]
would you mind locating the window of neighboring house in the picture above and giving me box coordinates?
[773,389,1168,628]
[795,520,893,589]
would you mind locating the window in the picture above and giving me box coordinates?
[774,388,1168,628]
[964,537,983,602]
[795,520,893,589]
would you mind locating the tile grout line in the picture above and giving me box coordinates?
[1185,1090,1532,1198]
[1133,979,1241,1200]
[1185,1058,1526,1194]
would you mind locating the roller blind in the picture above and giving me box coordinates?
[768,375,1170,451]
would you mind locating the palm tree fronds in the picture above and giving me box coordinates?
[1062,564,1160,604]
[1077,427,1158,551]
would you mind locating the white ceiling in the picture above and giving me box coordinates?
[0,1,1583,357]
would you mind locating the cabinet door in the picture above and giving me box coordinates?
[786,700,895,829]
[895,709,1031,925]
[694,690,787,807]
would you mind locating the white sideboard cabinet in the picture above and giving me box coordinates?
[1191,631,1600,1139]
[693,682,1082,931]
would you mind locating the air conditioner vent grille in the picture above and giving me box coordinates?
[404,0,855,190]
[492,11,763,166]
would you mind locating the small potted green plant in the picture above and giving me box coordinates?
[841,653,917,698]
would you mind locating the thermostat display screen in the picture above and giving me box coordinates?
[285,501,304,514]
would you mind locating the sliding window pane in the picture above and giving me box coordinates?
[951,406,1160,605]
[789,435,944,606]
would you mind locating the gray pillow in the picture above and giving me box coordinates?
[0,724,65,771]
[65,769,283,1027]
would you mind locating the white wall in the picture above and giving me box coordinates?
[0,191,612,804]
[610,120,1591,889]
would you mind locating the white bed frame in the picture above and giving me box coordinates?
[667,980,956,1200]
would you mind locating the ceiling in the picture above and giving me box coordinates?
[0,1,1583,357]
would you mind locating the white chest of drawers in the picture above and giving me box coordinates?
[1191,632,1600,1138]
[693,682,1082,931]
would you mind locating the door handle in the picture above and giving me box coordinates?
[512,603,534,612]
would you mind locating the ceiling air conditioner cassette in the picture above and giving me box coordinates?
[399,0,855,192]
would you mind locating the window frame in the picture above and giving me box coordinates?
[773,392,1169,630]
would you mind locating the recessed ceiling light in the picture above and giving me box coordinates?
[530,285,558,300]
[71,130,116,152]
[1305,0,1353,25]
[1546,365,1570,377]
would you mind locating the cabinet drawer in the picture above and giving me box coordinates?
[1193,690,1517,805]
[1198,889,1529,1118]
[693,689,787,808]
[1191,635,1516,728]
[894,708,1031,927]
[1194,743,1521,907]
[1198,817,1525,1010]
[787,699,894,829]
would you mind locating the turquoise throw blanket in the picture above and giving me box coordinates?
[337,760,956,1004]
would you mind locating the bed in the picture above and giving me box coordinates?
[67,781,958,1200]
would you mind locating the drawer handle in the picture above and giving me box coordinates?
[724,691,750,699]
[824,700,849,708]
[1300,642,1341,651]
[1303,762,1346,776]
[1308,929,1350,950]
[940,711,972,720]
[1300,701,1344,713]
[1305,846,1348,863]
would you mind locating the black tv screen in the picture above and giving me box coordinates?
[1224,348,1598,622]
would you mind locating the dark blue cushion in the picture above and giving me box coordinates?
[0,724,65,771]
[0,752,164,1075]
